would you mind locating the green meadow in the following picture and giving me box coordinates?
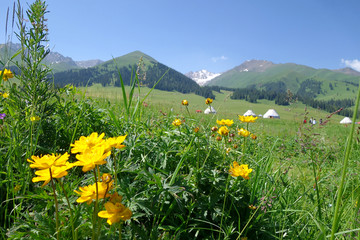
[1,1,360,240]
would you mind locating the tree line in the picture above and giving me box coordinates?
[229,79,355,117]
[52,62,215,99]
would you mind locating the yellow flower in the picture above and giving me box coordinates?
[194,127,199,133]
[238,115,258,123]
[2,92,9,98]
[249,204,257,210]
[32,163,74,187]
[211,126,218,132]
[205,98,213,105]
[101,173,113,184]
[98,193,132,225]
[74,181,113,204]
[172,118,182,127]
[73,146,111,172]
[0,68,14,81]
[238,128,250,137]
[218,126,229,136]
[217,119,234,126]
[105,135,127,151]
[27,153,70,170]
[30,116,40,122]
[251,134,257,140]
[14,185,21,193]
[181,100,189,106]
[229,161,253,180]
[226,148,231,154]
[71,132,106,154]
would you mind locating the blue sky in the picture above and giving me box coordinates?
[1,0,360,74]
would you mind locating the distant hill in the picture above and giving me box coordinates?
[207,59,360,100]
[53,51,216,99]
[332,67,360,76]
[0,43,103,72]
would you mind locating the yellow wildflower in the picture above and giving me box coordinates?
[238,128,250,137]
[32,163,73,187]
[73,146,111,172]
[27,153,70,170]
[74,181,113,204]
[229,161,253,180]
[238,115,258,123]
[217,119,234,126]
[2,92,9,98]
[101,173,112,184]
[71,132,106,154]
[205,98,213,105]
[30,116,40,122]
[172,118,182,127]
[105,135,127,151]
[249,204,257,210]
[218,126,229,136]
[251,134,257,140]
[14,185,21,193]
[211,126,218,132]
[98,192,132,225]
[194,127,199,133]
[0,69,14,81]
[181,100,189,106]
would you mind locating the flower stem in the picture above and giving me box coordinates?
[50,169,59,240]
[119,221,123,240]
[93,169,99,240]
[58,179,76,240]
[218,174,231,240]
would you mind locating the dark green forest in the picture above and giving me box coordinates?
[230,79,355,117]
[53,62,215,99]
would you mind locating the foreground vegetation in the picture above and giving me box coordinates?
[1,1,360,239]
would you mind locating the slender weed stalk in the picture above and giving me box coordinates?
[330,78,360,239]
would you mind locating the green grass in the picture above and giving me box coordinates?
[2,2,360,238]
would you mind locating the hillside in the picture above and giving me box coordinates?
[53,51,216,99]
[207,60,360,100]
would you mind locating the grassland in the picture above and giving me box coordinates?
[2,1,360,237]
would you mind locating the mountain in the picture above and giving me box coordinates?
[53,51,216,99]
[185,70,221,86]
[332,67,360,76]
[207,59,360,100]
[0,43,102,72]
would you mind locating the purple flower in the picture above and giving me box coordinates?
[0,113,6,119]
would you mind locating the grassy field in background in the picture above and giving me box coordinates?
[83,84,352,144]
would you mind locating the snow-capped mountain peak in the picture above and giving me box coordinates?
[185,69,221,86]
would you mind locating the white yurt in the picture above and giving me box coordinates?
[243,110,256,117]
[204,106,217,114]
[340,117,352,124]
[263,109,280,119]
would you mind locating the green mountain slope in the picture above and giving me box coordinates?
[53,51,216,99]
[207,60,360,100]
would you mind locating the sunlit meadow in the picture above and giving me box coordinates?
[1,1,360,240]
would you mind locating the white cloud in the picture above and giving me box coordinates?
[211,55,228,63]
[341,59,360,71]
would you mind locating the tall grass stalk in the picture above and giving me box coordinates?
[330,80,360,239]
[50,170,60,240]
[113,58,168,121]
